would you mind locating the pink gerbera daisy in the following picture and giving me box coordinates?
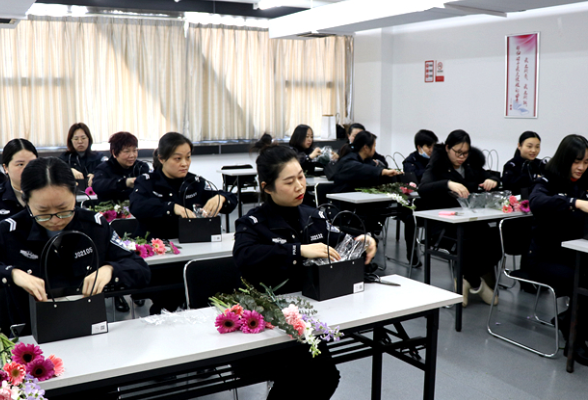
[240,310,265,334]
[135,244,149,259]
[215,312,241,334]
[12,343,43,366]
[85,187,96,196]
[169,242,180,255]
[520,199,530,213]
[26,358,55,382]
[144,245,155,257]
[150,239,167,255]
[47,355,65,377]
[3,362,26,386]
[228,304,244,317]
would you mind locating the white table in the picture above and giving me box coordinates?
[327,191,396,204]
[217,168,258,232]
[146,234,234,266]
[413,207,526,331]
[306,176,332,186]
[561,239,588,373]
[33,275,461,400]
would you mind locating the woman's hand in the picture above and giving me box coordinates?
[448,181,469,198]
[576,199,588,213]
[330,152,339,161]
[11,269,47,301]
[203,195,226,217]
[479,179,498,191]
[382,169,403,177]
[83,265,113,297]
[71,168,84,180]
[301,243,341,262]
[87,173,94,188]
[174,204,197,218]
[354,235,377,264]
[126,177,137,188]
[309,147,322,160]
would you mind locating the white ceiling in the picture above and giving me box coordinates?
[0,0,36,19]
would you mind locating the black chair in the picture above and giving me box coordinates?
[183,256,242,310]
[110,218,138,238]
[221,164,258,198]
[487,215,560,357]
[314,182,336,208]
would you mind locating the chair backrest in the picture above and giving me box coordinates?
[499,215,534,257]
[221,164,257,189]
[183,256,242,309]
[110,218,139,237]
[314,182,336,208]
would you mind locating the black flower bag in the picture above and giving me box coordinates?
[29,230,108,344]
[302,210,366,301]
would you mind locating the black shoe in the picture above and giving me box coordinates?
[133,299,145,307]
[115,296,130,312]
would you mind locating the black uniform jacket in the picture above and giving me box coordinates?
[332,151,392,193]
[130,169,237,239]
[402,151,430,183]
[59,151,106,178]
[0,181,24,222]
[92,156,150,202]
[502,154,546,196]
[292,147,322,176]
[233,202,345,294]
[417,145,499,210]
[0,207,150,334]
[529,176,588,266]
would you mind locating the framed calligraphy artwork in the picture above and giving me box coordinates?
[505,33,539,118]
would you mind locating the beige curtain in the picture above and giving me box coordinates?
[0,16,352,147]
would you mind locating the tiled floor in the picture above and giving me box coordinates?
[108,205,587,400]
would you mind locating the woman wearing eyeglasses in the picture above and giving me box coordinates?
[59,122,107,188]
[0,157,150,336]
[418,129,501,307]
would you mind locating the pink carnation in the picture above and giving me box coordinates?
[150,239,167,255]
[282,304,301,325]
[292,318,306,336]
[509,195,518,206]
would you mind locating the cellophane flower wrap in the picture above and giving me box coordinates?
[502,196,530,214]
[356,182,417,210]
[1,333,64,399]
[90,200,132,222]
[210,279,343,357]
[120,233,181,259]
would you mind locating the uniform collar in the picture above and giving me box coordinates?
[258,202,320,232]
[0,181,19,204]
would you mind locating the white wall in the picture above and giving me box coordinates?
[354,3,588,169]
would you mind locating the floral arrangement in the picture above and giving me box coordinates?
[1,334,64,399]
[356,182,417,210]
[89,199,132,223]
[502,196,531,214]
[210,280,342,358]
[120,233,180,259]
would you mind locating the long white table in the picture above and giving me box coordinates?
[413,207,526,332]
[32,275,461,400]
[217,168,258,232]
[146,233,234,266]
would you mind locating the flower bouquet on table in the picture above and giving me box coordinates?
[1,334,65,399]
[356,182,417,210]
[89,199,132,223]
[502,195,530,214]
[120,233,180,259]
[210,279,343,358]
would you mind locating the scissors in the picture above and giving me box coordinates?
[365,273,401,287]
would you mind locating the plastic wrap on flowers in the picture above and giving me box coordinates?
[140,308,216,326]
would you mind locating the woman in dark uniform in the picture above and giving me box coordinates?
[528,134,588,364]
[59,122,106,187]
[233,143,376,400]
[502,131,545,198]
[130,132,237,240]
[418,129,500,307]
[289,124,323,175]
[0,139,38,221]
[92,131,150,202]
[0,157,150,336]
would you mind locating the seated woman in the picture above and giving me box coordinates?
[528,134,588,364]
[59,122,107,188]
[92,131,150,202]
[338,123,387,168]
[130,132,237,240]
[403,129,438,183]
[233,143,375,400]
[0,157,150,336]
[289,124,323,175]
[418,129,500,306]
[502,131,545,198]
[0,139,38,221]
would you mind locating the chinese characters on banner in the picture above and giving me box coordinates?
[505,33,539,118]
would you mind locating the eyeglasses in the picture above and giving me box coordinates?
[29,209,75,222]
[450,148,469,158]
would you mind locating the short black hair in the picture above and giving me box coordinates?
[21,157,76,203]
[445,129,471,149]
[414,129,438,149]
[153,132,193,170]
[109,132,138,157]
[256,144,298,202]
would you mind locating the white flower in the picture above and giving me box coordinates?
[114,204,122,212]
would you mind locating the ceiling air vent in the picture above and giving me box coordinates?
[296,31,336,38]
